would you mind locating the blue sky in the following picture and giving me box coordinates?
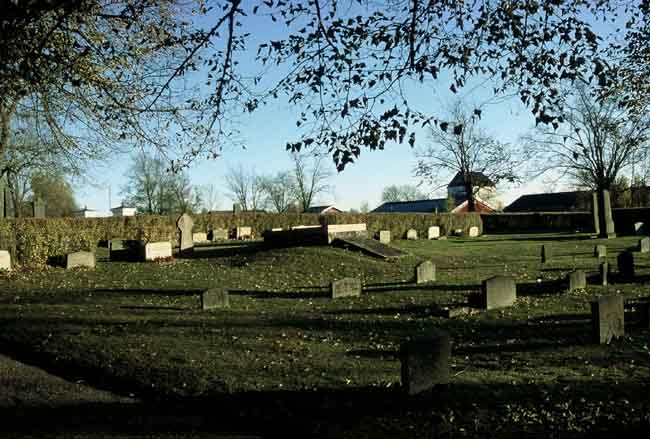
[75,5,574,214]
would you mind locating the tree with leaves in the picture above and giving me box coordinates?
[30,171,78,217]
[414,103,519,212]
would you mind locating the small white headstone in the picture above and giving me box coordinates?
[468,226,480,237]
[192,232,208,243]
[144,241,172,261]
[236,226,252,239]
[427,226,440,240]
[635,222,645,235]
[66,251,95,269]
[406,229,418,240]
[379,230,391,244]
[0,250,11,270]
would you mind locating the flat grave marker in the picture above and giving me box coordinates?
[66,251,95,269]
[591,295,625,344]
[400,333,451,395]
[330,277,362,298]
[415,261,436,284]
[201,289,230,310]
[481,275,516,310]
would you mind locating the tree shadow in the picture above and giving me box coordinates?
[516,279,565,296]
[363,283,480,294]
[229,289,330,299]
[118,305,189,312]
[177,242,268,259]
[94,288,203,297]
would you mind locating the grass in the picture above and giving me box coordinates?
[0,233,649,437]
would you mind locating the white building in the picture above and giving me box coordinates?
[73,206,102,218]
[111,205,137,217]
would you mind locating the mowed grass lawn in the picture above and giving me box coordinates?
[0,233,649,437]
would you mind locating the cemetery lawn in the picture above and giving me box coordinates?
[1,234,649,437]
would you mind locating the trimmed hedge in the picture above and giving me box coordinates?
[481,212,594,234]
[0,212,482,268]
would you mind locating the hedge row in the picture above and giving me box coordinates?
[481,212,595,234]
[0,212,482,268]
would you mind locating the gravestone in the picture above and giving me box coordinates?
[32,199,46,218]
[176,213,194,255]
[236,226,252,240]
[638,237,650,253]
[210,228,229,241]
[400,333,451,395]
[592,191,600,235]
[541,245,550,264]
[481,275,516,310]
[193,232,208,243]
[427,226,440,240]
[634,222,645,235]
[201,289,229,310]
[468,226,480,237]
[415,261,436,284]
[330,277,362,298]
[594,245,606,259]
[109,239,140,261]
[379,230,391,244]
[66,251,95,269]
[600,262,609,286]
[406,229,418,240]
[568,270,587,292]
[617,251,635,280]
[599,189,616,238]
[143,241,172,261]
[591,295,624,344]
[0,250,10,270]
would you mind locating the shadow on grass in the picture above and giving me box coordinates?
[516,279,566,296]
[94,288,203,297]
[177,241,268,260]
[229,289,330,299]
[363,283,480,294]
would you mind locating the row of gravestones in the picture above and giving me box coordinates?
[377,226,480,244]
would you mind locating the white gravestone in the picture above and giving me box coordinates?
[144,242,172,261]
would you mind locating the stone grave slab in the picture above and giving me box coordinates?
[325,223,367,243]
[330,277,362,298]
[210,228,229,241]
[66,251,95,269]
[427,226,440,240]
[617,251,635,279]
[379,230,391,244]
[591,295,624,344]
[193,232,208,243]
[406,229,418,240]
[594,245,606,259]
[201,289,229,310]
[336,236,408,259]
[144,241,172,261]
[400,333,451,395]
[176,213,194,255]
[468,226,480,237]
[541,245,550,264]
[600,262,609,286]
[481,275,516,310]
[415,261,436,284]
[236,226,252,240]
[568,270,587,292]
[638,237,650,253]
[0,250,11,270]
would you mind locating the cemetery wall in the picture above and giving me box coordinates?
[481,212,593,233]
[0,212,481,267]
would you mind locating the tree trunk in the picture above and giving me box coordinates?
[464,181,476,212]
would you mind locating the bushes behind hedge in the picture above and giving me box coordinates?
[0,212,482,267]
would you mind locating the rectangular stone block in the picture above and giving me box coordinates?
[617,251,635,279]
[330,277,362,298]
[600,262,609,286]
[591,295,624,344]
[427,226,440,240]
[210,228,229,241]
[201,289,229,310]
[143,241,172,261]
[541,245,550,264]
[481,275,516,310]
[0,250,11,270]
[66,251,96,269]
[468,226,480,237]
[415,261,436,284]
[379,230,391,244]
[594,245,606,259]
[193,232,208,243]
[568,270,587,292]
[400,333,451,395]
[236,226,252,240]
[406,229,418,240]
[638,237,650,253]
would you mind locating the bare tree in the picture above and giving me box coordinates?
[292,153,333,212]
[414,103,520,211]
[224,165,267,212]
[199,184,221,213]
[261,171,296,213]
[381,185,427,203]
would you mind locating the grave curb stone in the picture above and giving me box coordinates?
[400,332,451,395]
[201,289,230,310]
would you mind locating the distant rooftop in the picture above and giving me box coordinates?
[372,199,447,213]
[504,191,589,212]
